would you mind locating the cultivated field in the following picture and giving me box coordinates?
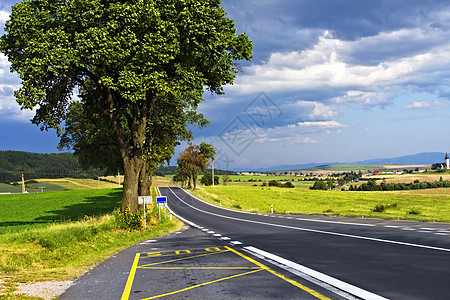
[191,186,450,223]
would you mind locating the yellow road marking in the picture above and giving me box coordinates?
[146,247,225,257]
[139,266,261,270]
[121,253,140,300]
[122,246,331,300]
[139,250,229,267]
[226,246,331,300]
[140,269,264,300]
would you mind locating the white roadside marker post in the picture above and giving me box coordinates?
[271,204,274,214]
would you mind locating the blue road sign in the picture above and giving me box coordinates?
[156,196,167,203]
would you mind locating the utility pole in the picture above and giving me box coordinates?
[212,159,214,187]
[21,173,26,193]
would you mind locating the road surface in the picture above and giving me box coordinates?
[159,186,450,300]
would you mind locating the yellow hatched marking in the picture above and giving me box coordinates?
[146,247,226,257]
[120,253,140,300]
[226,247,331,300]
[141,268,264,300]
[139,250,229,268]
[139,266,260,270]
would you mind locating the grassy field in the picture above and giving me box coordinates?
[191,186,450,223]
[0,189,123,234]
[0,188,182,298]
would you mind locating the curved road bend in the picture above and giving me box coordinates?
[159,187,450,300]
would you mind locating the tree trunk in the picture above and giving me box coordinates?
[139,161,150,196]
[121,155,143,213]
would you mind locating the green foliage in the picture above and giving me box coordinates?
[265,180,294,188]
[310,180,328,190]
[0,0,252,213]
[200,173,219,186]
[0,151,104,183]
[352,179,450,191]
[371,203,397,213]
[115,206,144,231]
[408,209,420,215]
[176,143,216,189]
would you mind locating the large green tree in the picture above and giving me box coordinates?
[1,0,252,212]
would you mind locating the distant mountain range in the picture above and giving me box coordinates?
[237,152,446,172]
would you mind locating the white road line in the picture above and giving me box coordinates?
[296,217,375,227]
[421,228,437,230]
[230,241,242,245]
[418,230,431,233]
[438,230,450,233]
[384,225,400,228]
[207,231,215,234]
[220,237,231,240]
[213,234,222,237]
[401,227,415,231]
[167,187,450,253]
[434,233,448,236]
[244,246,387,300]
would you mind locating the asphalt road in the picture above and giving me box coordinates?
[159,186,450,300]
[62,225,343,299]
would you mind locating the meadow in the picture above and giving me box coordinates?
[0,188,182,297]
[191,186,450,223]
[0,189,123,234]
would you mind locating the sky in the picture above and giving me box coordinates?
[1,0,450,170]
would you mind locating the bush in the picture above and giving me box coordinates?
[372,204,386,212]
[200,173,219,186]
[408,209,420,215]
[283,181,294,188]
[115,206,143,230]
[310,180,328,190]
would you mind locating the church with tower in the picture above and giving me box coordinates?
[432,153,450,170]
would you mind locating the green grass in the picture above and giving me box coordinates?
[0,189,123,234]
[0,188,183,298]
[191,186,450,222]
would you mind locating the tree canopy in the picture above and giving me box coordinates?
[1,0,252,212]
[176,142,215,189]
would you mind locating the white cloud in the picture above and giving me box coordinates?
[405,100,446,109]
[0,10,9,24]
[296,120,348,128]
[233,27,450,107]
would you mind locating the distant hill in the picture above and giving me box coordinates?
[0,151,102,183]
[350,152,445,165]
[0,151,237,183]
[236,152,444,172]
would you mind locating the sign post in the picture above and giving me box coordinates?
[138,196,153,228]
[156,196,167,220]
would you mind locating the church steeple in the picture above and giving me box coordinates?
[446,152,450,169]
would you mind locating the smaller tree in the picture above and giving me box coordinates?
[310,180,328,190]
[222,174,230,186]
[200,173,219,186]
[176,143,215,189]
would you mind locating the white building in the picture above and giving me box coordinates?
[446,153,449,169]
